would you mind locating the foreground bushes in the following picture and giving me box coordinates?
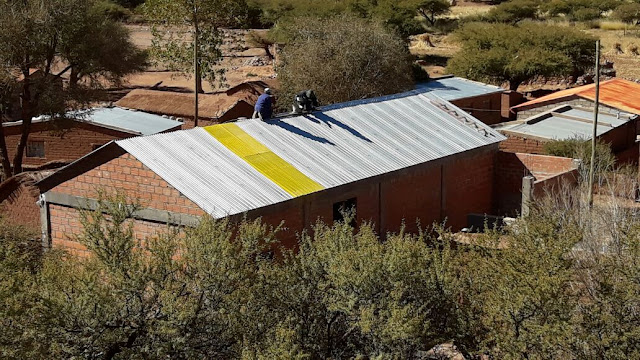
[1,186,640,359]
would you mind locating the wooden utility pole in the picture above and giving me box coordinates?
[588,40,601,208]
[193,6,199,128]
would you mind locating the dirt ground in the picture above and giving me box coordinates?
[123,25,275,94]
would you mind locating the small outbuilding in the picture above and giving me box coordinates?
[2,107,183,169]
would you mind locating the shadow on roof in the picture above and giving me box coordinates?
[304,113,372,143]
[267,119,336,145]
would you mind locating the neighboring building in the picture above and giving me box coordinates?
[0,170,54,231]
[38,91,510,252]
[497,104,639,163]
[219,80,276,100]
[2,107,183,169]
[511,78,640,119]
[416,76,515,125]
[115,89,256,127]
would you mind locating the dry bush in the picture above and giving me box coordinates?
[627,43,640,56]
[613,42,624,54]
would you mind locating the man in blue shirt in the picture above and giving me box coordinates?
[253,88,273,120]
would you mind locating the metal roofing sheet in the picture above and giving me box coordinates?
[512,79,640,115]
[498,105,634,140]
[116,91,505,218]
[78,107,182,135]
[415,77,504,101]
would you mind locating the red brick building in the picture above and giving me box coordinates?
[35,91,578,254]
[2,107,182,169]
[416,76,514,125]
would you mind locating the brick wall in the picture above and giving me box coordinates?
[494,152,579,216]
[499,134,547,154]
[451,93,503,125]
[48,153,206,251]
[47,146,499,252]
[3,120,132,167]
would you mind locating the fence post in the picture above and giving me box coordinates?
[521,175,535,217]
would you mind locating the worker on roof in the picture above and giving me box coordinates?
[253,88,273,120]
[292,89,319,114]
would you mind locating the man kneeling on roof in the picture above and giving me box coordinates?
[253,88,274,120]
[292,90,318,114]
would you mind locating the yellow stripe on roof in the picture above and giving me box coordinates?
[204,123,324,197]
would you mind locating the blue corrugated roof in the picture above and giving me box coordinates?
[415,77,504,101]
[73,107,182,135]
[4,107,183,136]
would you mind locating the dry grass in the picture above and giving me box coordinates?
[586,28,640,79]
[448,1,493,18]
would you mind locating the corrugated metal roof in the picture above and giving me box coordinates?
[496,105,635,140]
[512,79,640,115]
[415,76,504,101]
[116,91,506,218]
[3,107,183,136]
[75,107,183,135]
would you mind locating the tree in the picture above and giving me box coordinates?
[447,22,597,91]
[145,0,249,126]
[0,0,145,178]
[276,15,414,109]
[414,0,451,26]
[612,3,640,26]
[486,0,541,24]
[542,0,622,21]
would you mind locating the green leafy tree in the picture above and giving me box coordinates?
[414,0,452,26]
[543,0,622,21]
[276,15,413,109]
[0,0,145,177]
[145,0,249,126]
[448,22,597,91]
[612,2,640,26]
[486,0,541,24]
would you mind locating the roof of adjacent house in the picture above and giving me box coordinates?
[115,89,253,120]
[511,79,640,115]
[415,76,505,101]
[495,105,636,141]
[3,107,183,136]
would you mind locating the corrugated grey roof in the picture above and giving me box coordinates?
[415,77,504,101]
[496,105,635,140]
[74,107,183,135]
[116,91,506,218]
[3,107,183,136]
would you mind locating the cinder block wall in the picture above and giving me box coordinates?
[46,146,498,253]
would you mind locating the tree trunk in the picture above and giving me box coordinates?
[69,67,79,88]
[509,79,523,92]
[13,69,32,176]
[0,117,13,180]
[264,44,274,60]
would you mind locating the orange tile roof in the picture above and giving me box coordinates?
[512,79,640,115]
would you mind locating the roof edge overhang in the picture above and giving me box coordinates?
[36,141,126,193]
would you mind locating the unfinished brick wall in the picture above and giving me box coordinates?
[48,153,206,250]
[49,203,171,255]
[499,134,546,154]
[451,93,503,125]
[3,120,132,167]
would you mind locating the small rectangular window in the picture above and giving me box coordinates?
[333,197,357,226]
[26,141,45,158]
